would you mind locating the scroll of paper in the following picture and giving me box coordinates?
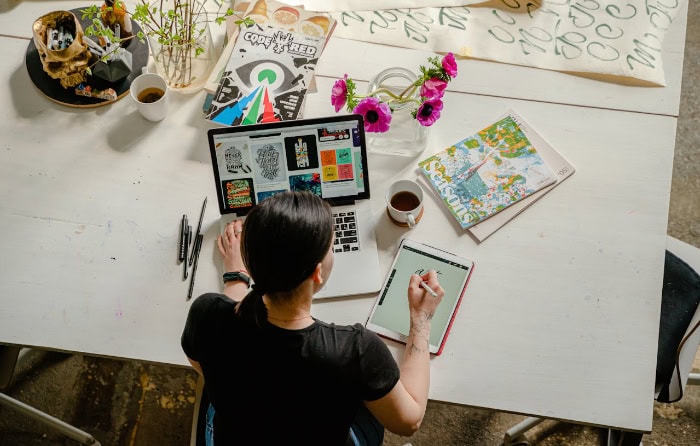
[304,0,485,11]
[325,0,684,86]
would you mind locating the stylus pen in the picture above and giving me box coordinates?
[189,231,202,267]
[187,234,204,300]
[420,281,438,297]
[189,197,207,264]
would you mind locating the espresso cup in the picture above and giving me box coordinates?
[130,73,168,122]
[386,180,424,228]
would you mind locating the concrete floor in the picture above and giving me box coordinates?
[1,3,699,446]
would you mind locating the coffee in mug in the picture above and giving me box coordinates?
[130,72,169,122]
[390,191,421,212]
[385,180,424,228]
[137,87,165,104]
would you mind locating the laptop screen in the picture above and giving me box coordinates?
[208,115,370,216]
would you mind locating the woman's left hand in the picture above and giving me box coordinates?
[218,220,247,273]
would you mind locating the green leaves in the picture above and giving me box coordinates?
[345,78,359,111]
[84,0,255,51]
[80,5,101,20]
[419,56,450,83]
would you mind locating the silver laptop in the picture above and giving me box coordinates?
[207,115,381,299]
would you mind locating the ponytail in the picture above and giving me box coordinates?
[235,284,268,328]
[235,191,333,327]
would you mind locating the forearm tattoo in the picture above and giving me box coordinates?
[407,310,434,356]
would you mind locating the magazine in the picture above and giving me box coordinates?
[418,112,557,229]
[205,21,326,126]
[203,0,336,94]
[466,112,576,242]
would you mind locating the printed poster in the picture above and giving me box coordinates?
[206,23,325,125]
[253,142,288,184]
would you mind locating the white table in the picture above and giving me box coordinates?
[0,0,687,434]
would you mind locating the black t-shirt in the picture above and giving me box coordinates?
[181,293,400,445]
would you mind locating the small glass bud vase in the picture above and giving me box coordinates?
[366,67,428,157]
[148,5,215,92]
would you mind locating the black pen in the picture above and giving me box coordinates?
[183,224,191,280]
[189,233,202,267]
[178,214,187,263]
[189,197,207,265]
[187,233,204,300]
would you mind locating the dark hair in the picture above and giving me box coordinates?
[236,191,333,326]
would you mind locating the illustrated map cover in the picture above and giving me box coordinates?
[418,113,557,230]
[465,112,576,242]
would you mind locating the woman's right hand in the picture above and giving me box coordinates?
[365,270,445,436]
[407,270,444,319]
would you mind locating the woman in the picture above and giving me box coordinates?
[182,191,444,445]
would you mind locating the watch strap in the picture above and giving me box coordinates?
[223,271,251,285]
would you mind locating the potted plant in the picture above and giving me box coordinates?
[82,0,252,90]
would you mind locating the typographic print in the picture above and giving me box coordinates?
[328,1,683,85]
[335,148,352,164]
[224,143,252,174]
[253,142,287,184]
[284,134,319,170]
[323,165,339,181]
[222,178,255,212]
[320,149,337,166]
[320,148,354,183]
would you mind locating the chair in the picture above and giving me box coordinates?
[502,236,700,446]
[0,346,102,446]
[190,375,209,446]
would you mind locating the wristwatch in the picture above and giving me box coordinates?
[223,271,251,286]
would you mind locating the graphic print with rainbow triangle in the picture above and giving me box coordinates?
[205,25,322,127]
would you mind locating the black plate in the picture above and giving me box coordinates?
[25,8,149,108]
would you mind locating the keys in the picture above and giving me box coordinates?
[332,211,360,253]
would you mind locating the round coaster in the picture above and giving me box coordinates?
[387,206,424,227]
[25,8,148,108]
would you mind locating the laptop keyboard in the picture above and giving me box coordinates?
[332,211,360,253]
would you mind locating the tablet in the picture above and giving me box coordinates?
[366,239,475,355]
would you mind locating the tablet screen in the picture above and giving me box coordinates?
[368,242,473,348]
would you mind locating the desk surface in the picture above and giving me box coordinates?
[0,0,688,434]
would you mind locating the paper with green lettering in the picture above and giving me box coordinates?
[328,1,682,86]
[418,113,556,229]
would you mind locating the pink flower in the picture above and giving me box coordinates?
[416,98,443,127]
[442,52,458,78]
[331,74,348,112]
[353,97,392,133]
[420,77,447,99]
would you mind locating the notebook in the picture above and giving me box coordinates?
[207,114,382,299]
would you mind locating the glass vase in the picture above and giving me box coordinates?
[148,15,214,91]
[366,67,428,157]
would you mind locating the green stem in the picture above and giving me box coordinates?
[363,84,422,104]
[398,81,421,99]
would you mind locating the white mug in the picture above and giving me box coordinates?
[385,180,424,228]
[130,73,168,122]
